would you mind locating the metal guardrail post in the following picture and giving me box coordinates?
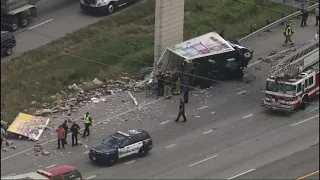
[238,3,319,43]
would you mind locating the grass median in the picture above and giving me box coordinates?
[1,0,297,123]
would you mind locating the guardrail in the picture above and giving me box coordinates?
[238,3,319,43]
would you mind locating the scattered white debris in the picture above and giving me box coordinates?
[127,91,138,106]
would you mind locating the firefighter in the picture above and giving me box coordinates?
[283,24,294,46]
[82,112,92,138]
[175,98,187,122]
[70,121,80,147]
[61,120,69,144]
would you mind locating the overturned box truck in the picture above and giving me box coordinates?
[1,0,39,32]
[155,32,254,88]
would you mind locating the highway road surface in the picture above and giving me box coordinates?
[1,0,144,63]
[238,144,319,179]
[1,15,319,179]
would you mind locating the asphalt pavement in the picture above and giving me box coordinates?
[1,14,319,179]
[238,144,319,179]
[1,0,144,62]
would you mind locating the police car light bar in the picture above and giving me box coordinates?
[117,131,130,137]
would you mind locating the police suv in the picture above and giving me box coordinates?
[89,129,153,165]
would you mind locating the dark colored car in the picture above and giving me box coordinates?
[89,129,153,166]
[1,31,16,56]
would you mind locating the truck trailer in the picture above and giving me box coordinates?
[1,0,39,32]
[155,32,254,89]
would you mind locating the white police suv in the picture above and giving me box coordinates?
[89,129,153,165]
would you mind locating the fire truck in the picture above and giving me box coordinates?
[261,37,319,112]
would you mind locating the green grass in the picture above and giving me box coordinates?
[1,0,297,123]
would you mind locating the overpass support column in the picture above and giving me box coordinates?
[154,0,185,64]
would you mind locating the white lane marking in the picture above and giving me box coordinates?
[227,169,256,179]
[236,90,247,95]
[247,59,262,68]
[290,115,319,127]
[188,155,218,167]
[165,144,176,149]
[28,19,53,30]
[45,164,56,169]
[124,160,136,165]
[4,173,17,177]
[197,105,208,111]
[86,175,97,179]
[1,97,164,161]
[203,130,214,135]
[210,111,215,115]
[83,151,89,154]
[160,120,170,125]
[242,114,254,119]
[307,107,319,114]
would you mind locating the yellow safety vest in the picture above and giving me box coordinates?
[83,115,91,124]
[284,27,293,36]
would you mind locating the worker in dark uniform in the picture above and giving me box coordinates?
[183,86,189,103]
[82,112,92,138]
[175,98,187,122]
[70,121,80,147]
[61,120,69,144]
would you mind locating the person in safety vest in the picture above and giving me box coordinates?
[82,112,92,138]
[283,24,294,46]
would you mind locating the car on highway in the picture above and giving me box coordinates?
[1,165,82,180]
[80,0,139,15]
[1,31,16,57]
[89,129,153,165]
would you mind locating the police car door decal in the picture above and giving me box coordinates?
[118,141,143,159]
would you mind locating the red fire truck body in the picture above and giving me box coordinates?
[261,38,319,112]
[261,66,319,112]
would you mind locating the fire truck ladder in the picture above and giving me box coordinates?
[270,37,319,78]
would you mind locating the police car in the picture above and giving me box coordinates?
[89,129,153,165]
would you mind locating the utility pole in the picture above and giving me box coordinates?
[154,0,185,65]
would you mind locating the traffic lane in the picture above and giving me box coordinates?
[238,144,319,179]
[74,106,318,178]
[0,76,263,175]
[2,0,146,62]
[1,0,79,62]
[241,15,318,59]
[0,60,264,160]
[81,107,319,179]
[150,113,319,179]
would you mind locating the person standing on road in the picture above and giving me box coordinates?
[301,9,309,27]
[175,98,187,122]
[315,6,319,26]
[82,112,92,138]
[283,24,294,46]
[70,121,80,147]
[61,120,69,144]
[56,125,65,149]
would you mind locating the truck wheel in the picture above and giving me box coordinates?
[19,18,29,28]
[107,3,115,14]
[19,11,30,28]
[10,19,19,32]
[300,96,308,110]
[5,47,13,56]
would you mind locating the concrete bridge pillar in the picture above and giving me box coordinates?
[154,0,185,64]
